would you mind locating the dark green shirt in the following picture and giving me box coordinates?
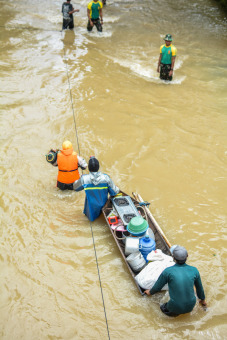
[150,263,205,314]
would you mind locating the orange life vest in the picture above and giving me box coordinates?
[57,148,80,184]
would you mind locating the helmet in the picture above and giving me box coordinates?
[164,34,172,41]
[62,140,72,150]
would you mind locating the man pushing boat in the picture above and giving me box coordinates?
[145,245,207,317]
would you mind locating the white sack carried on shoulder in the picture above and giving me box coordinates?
[135,255,175,290]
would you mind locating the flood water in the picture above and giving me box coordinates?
[0,0,227,339]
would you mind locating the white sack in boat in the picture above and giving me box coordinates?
[135,249,175,290]
[146,249,172,262]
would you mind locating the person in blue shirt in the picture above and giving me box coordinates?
[145,245,207,317]
[73,157,120,221]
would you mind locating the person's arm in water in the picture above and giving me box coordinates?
[169,56,176,77]
[87,8,93,26]
[157,53,162,73]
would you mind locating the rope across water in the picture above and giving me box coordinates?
[62,31,110,340]
[0,21,111,338]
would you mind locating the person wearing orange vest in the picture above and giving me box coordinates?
[47,141,87,190]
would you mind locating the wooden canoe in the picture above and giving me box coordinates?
[102,191,172,295]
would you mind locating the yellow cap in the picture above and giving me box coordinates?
[62,140,72,150]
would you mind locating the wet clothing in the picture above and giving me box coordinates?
[160,303,179,317]
[149,263,205,315]
[73,172,119,221]
[62,2,74,29]
[87,18,102,32]
[159,43,177,81]
[57,182,74,191]
[87,1,103,20]
[160,63,172,81]
[53,148,87,190]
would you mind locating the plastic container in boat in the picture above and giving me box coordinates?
[144,228,155,241]
[129,228,155,240]
[127,217,148,236]
[139,235,156,262]
[121,231,130,244]
[126,251,146,272]
[125,237,140,255]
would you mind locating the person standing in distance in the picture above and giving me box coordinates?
[87,0,103,32]
[145,245,207,317]
[62,0,80,30]
[157,34,177,81]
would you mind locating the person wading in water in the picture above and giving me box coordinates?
[157,34,177,81]
[46,141,87,190]
[62,0,80,30]
[73,156,119,221]
[87,0,103,32]
[145,245,207,317]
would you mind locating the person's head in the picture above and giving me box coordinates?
[164,34,172,46]
[88,156,99,172]
[170,245,188,264]
[62,140,73,150]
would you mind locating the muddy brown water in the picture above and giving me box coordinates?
[0,0,227,339]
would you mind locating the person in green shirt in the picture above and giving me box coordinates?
[157,34,177,81]
[145,245,207,317]
[87,0,103,32]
